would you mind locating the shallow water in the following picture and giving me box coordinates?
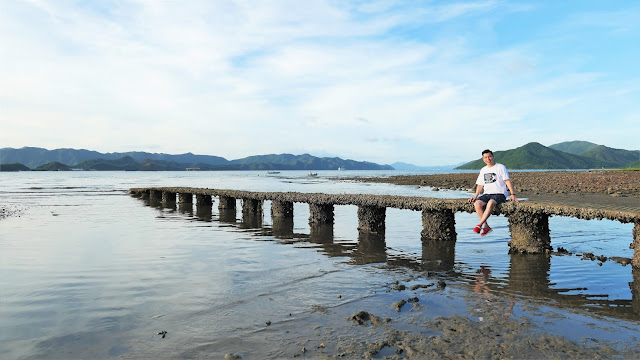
[0,171,639,359]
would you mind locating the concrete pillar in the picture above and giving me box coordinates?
[271,200,294,219]
[218,196,236,210]
[196,205,212,222]
[632,222,640,268]
[242,198,263,216]
[218,208,236,223]
[421,209,456,241]
[162,191,176,203]
[507,210,551,253]
[196,194,212,206]
[357,205,386,235]
[309,203,334,225]
[178,193,193,204]
[149,189,162,201]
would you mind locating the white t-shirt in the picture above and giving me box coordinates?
[476,163,510,196]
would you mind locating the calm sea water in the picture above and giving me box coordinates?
[1,171,638,359]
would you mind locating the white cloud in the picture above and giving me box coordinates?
[1,1,639,164]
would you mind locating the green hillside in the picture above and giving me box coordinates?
[33,161,72,171]
[0,163,30,171]
[455,142,605,170]
[580,145,640,168]
[549,141,599,155]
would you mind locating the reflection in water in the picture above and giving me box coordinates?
[196,205,213,222]
[241,212,263,229]
[309,223,334,244]
[632,268,640,315]
[218,208,236,223]
[272,218,294,238]
[421,239,455,272]
[506,253,552,297]
[179,203,194,215]
[352,231,387,265]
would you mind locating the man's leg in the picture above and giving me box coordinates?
[474,200,487,226]
[478,199,497,229]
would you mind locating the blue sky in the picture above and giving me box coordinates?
[1,1,638,166]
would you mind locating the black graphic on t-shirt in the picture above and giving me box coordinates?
[484,173,497,184]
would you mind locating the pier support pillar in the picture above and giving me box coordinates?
[162,191,176,203]
[139,190,150,199]
[218,196,236,211]
[196,194,212,206]
[271,200,294,219]
[631,268,640,314]
[242,198,263,216]
[357,205,386,234]
[632,222,640,268]
[421,209,456,241]
[507,210,551,253]
[149,189,162,201]
[178,193,193,204]
[309,203,334,225]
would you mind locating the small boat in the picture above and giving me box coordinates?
[267,171,280,174]
[337,167,344,171]
[307,172,318,177]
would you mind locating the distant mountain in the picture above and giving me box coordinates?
[549,141,600,155]
[456,141,639,170]
[390,162,455,171]
[0,147,392,171]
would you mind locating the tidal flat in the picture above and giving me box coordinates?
[1,170,639,359]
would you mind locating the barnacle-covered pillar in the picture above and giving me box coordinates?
[421,209,456,241]
[178,192,193,204]
[162,191,176,203]
[242,198,263,216]
[308,203,334,225]
[507,209,551,253]
[271,200,293,219]
[218,196,236,210]
[149,189,162,202]
[196,194,212,206]
[632,222,640,268]
[357,205,386,235]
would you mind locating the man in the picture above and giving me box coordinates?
[467,149,518,236]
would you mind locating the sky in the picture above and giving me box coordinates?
[1,0,639,166]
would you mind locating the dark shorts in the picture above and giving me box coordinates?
[478,193,507,204]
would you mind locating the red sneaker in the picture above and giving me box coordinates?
[473,225,482,234]
[480,227,493,237]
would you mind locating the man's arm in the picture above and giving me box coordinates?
[505,179,518,202]
[468,184,483,203]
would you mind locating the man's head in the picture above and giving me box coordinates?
[481,149,495,166]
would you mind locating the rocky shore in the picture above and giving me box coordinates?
[348,170,640,213]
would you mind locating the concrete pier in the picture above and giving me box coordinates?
[421,209,456,241]
[178,193,193,204]
[130,186,640,268]
[357,205,386,234]
[309,203,334,225]
[507,209,552,254]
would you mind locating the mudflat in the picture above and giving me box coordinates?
[350,170,640,213]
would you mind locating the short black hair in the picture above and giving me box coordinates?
[482,149,493,156]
